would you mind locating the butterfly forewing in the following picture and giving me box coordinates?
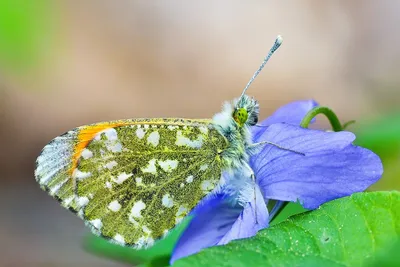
[35,129,81,211]
[35,121,139,212]
[36,118,228,248]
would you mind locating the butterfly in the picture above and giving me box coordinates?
[35,36,286,248]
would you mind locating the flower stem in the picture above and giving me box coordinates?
[300,106,343,131]
[342,120,356,130]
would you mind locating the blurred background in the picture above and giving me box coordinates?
[1,1,399,266]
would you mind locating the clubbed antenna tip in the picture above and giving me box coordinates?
[239,35,283,100]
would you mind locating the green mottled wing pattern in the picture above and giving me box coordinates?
[74,120,227,248]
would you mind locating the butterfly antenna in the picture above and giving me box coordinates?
[239,35,283,100]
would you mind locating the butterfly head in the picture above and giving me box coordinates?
[233,95,259,127]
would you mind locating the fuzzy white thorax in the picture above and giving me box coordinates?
[211,95,259,169]
[212,101,235,133]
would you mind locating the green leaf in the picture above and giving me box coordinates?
[174,191,400,267]
[366,238,400,267]
[84,216,190,266]
[270,202,307,226]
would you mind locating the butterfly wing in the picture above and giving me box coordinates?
[35,120,140,212]
[35,118,228,248]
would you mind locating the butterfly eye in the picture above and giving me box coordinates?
[233,108,248,127]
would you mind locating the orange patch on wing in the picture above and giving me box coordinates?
[68,118,212,175]
[69,121,133,175]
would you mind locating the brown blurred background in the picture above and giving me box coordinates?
[1,1,400,266]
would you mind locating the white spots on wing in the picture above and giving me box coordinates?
[162,194,174,208]
[175,131,203,149]
[105,181,112,189]
[175,205,188,224]
[108,200,121,212]
[108,142,122,153]
[146,237,155,247]
[186,175,194,183]
[105,160,118,170]
[200,164,209,171]
[147,131,160,147]
[78,196,89,207]
[199,126,208,134]
[163,229,169,237]
[63,196,74,206]
[136,236,155,248]
[112,172,132,184]
[49,178,68,195]
[104,128,118,140]
[90,219,103,230]
[72,169,92,180]
[94,128,123,152]
[135,177,143,186]
[77,209,84,219]
[129,217,139,226]
[158,159,178,172]
[143,159,179,174]
[142,159,157,174]
[201,180,215,193]
[130,200,146,218]
[81,148,93,159]
[176,205,188,217]
[168,125,177,130]
[142,225,152,234]
[114,234,125,245]
[136,128,146,139]
[93,133,101,141]
[94,128,117,141]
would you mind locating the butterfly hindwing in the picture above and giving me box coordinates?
[35,118,228,248]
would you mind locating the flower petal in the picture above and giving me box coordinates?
[252,100,318,140]
[170,186,269,264]
[250,123,383,209]
[259,100,318,126]
[170,194,242,264]
[217,185,268,245]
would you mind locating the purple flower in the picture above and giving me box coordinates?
[170,100,383,264]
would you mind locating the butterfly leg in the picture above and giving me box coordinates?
[243,162,258,224]
[247,141,305,156]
